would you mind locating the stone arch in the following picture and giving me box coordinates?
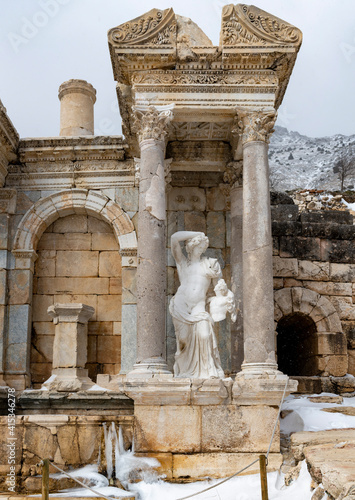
[13,189,137,256]
[274,287,347,377]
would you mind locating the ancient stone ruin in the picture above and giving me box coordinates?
[0,3,354,497]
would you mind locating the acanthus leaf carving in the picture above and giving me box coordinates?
[108,8,176,47]
[220,4,302,47]
[235,109,277,145]
[223,160,243,187]
[132,105,174,144]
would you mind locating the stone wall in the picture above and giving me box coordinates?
[271,200,355,378]
[31,214,122,387]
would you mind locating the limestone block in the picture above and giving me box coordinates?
[109,278,122,295]
[32,295,54,322]
[314,332,347,355]
[100,200,123,222]
[207,212,225,248]
[118,232,137,252]
[134,452,173,480]
[0,269,6,305]
[97,335,120,364]
[134,406,201,453]
[52,322,88,368]
[87,216,111,233]
[23,420,57,462]
[120,304,136,373]
[316,355,348,377]
[85,191,108,216]
[87,334,97,363]
[273,256,298,277]
[92,233,117,251]
[52,215,88,233]
[99,251,121,277]
[115,186,139,212]
[297,260,330,281]
[8,269,32,305]
[172,452,283,480]
[273,236,279,256]
[316,312,342,332]
[35,250,56,277]
[56,250,99,277]
[299,288,321,315]
[273,278,284,290]
[330,263,355,282]
[0,214,9,250]
[113,322,121,335]
[310,296,337,323]
[280,236,321,260]
[56,294,98,321]
[97,295,121,321]
[202,405,279,453]
[348,350,355,375]
[37,277,109,295]
[303,281,352,297]
[8,304,31,345]
[329,296,355,321]
[38,233,91,251]
[122,268,136,303]
[206,187,227,211]
[33,321,55,336]
[342,321,355,348]
[5,342,29,372]
[30,335,54,363]
[88,321,113,336]
[56,424,81,463]
[71,190,89,215]
[184,211,206,233]
[274,288,293,316]
[168,187,206,211]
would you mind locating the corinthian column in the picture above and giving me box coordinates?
[237,109,278,375]
[129,105,174,377]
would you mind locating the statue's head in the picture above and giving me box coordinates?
[214,279,228,295]
[186,234,209,257]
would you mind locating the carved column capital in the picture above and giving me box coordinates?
[234,109,277,145]
[223,160,243,188]
[132,105,174,144]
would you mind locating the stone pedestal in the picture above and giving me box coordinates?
[42,303,94,392]
[237,110,278,375]
[97,376,297,481]
[128,105,174,377]
[58,79,96,136]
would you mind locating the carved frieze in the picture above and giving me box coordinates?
[220,4,302,47]
[235,109,277,145]
[108,8,176,47]
[224,160,243,187]
[132,105,174,143]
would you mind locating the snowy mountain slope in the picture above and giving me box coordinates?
[269,126,355,192]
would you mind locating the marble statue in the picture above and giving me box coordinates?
[169,231,236,379]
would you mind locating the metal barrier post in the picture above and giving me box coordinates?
[42,459,49,500]
[259,454,268,500]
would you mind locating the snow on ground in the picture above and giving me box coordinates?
[281,392,355,435]
[52,392,355,500]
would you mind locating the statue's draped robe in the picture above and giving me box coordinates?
[169,257,225,378]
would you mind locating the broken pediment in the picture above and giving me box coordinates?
[220,4,302,47]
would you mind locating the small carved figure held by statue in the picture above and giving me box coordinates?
[209,278,237,323]
[169,231,236,379]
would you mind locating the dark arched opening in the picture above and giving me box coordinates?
[276,312,317,376]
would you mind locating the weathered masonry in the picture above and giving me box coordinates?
[0,3,354,487]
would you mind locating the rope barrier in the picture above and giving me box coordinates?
[176,376,289,500]
[39,376,290,500]
[39,460,123,500]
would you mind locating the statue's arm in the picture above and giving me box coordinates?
[171,231,204,264]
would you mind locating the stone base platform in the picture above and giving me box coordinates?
[136,451,283,481]
[96,372,297,480]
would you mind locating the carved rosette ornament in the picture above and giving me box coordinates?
[132,105,174,144]
[235,109,277,145]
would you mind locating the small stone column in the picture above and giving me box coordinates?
[224,161,244,374]
[58,79,96,136]
[42,303,95,391]
[237,109,278,375]
[129,105,174,377]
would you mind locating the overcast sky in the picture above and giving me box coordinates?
[1,0,354,139]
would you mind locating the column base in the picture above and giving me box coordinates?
[127,357,172,380]
[41,368,94,392]
[240,362,280,376]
